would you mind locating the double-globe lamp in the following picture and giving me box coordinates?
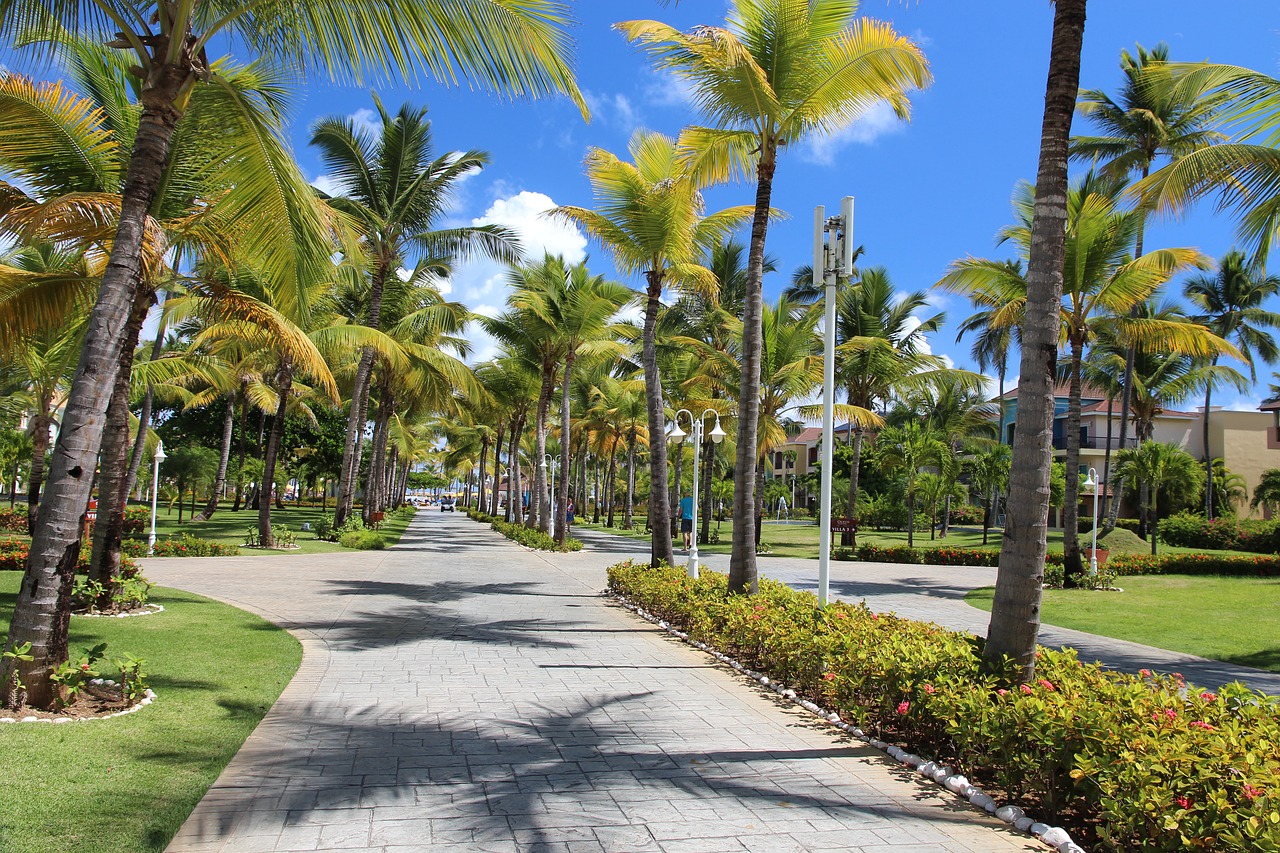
[668,410,726,578]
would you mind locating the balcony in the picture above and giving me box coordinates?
[1052,435,1138,451]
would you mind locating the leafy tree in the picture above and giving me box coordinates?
[874,421,946,549]
[1115,441,1203,555]
[1249,468,1280,516]
[966,444,1011,546]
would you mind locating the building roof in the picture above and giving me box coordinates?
[1001,382,1110,400]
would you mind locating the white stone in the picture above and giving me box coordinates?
[960,784,976,798]
[969,793,997,812]
[1014,817,1034,832]
[1041,827,1072,847]
[943,775,969,794]
[1061,844,1087,853]
[886,746,903,760]
[782,689,796,699]
[53,717,70,724]
[903,754,922,768]
[996,805,1024,823]
[826,712,841,723]
[0,718,13,723]
[918,761,938,775]
[930,767,950,783]
[1029,822,1051,836]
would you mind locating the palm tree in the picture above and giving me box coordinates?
[0,2,584,710]
[980,0,1085,682]
[874,421,947,549]
[1115,441,1203,555]
[967,443,1011,546]
[553,129,749,566]
[620,0,930,594]
[312,98,519,527]
[1250,468,1280,517]
[1183,251,1280,518]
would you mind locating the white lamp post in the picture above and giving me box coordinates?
[669,408,726,578]
[815,197,855,606]
[542,453,556,528]
[149,440,167,556]
[1084,467,1100,577]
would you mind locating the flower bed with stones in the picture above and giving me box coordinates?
[607,560,1280,852]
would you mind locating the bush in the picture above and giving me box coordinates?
[1156,511,1279,554]
[467,507,584,551]
[948,503,985,525]
[1115,518,1142,534]
[121,506,149,534]
[121,534,239,557]
[338,530,386,550]
[0,538,142,575]
[0,507,27,533]
[1108,552,1280,578]
[607,561,1280,851]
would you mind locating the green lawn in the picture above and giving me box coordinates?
[0,574,301,852]
[129,503,416,556]
[966,576,1280,673]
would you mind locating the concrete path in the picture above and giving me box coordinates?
[149,511,1039,853]
[569,523,1280,695]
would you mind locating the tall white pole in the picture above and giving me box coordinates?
[148,441,165,556]
[816,206,834,606]
[688,417,701,578]
[1088,466,1100,577]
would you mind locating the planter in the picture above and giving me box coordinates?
[1086,548,1110,567]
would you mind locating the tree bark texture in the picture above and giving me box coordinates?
[983,0,1086,683]
[530,363,554,532]
[194,395,236,522]
[258,360,294,547]
[554,354,574,546]
[1062,337,1085,585]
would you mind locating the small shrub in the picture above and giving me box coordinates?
[338,530,386,550]
[122,533,239,557]
[1107,552,1280,578]
[948,503,985,525]
[121,506,149,534]
[489,518,583,552]
[0,506,27,533]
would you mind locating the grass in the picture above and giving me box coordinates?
[129,503,415,556]
[0,574,301,852]
[966,576,1280,673]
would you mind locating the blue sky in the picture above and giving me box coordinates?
[15,2,1280,411]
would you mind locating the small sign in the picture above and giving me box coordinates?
[830,517,857,533]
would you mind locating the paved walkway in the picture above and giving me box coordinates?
[149,512,1039,853]
[567,523,1280,695]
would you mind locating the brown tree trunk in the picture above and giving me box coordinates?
[364,380,393,521]
[700,437,714,544]
[606,444,619,529]
[623,429,636,530]
[491,423,505,517]
[232,386,248,511]
[25,403,51,534]
[729,144,777,595]
[554,353,574,546]
[640,270,676,566]
[258,360,294,547]
[843,425,865,546]
[1062,336,1085,586]
[194,395,236,522]
[530,362,554,532]
[983,0,1087,683]
[1203,377,1215,519]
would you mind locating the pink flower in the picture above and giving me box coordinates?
[1200,691,1217,702]
[823,672,837,682]
[1243,784,1263,801]
[1020,684,1033,694]
[1175,796,1192,809]
[1139,669,1152,678]
[896,700,910,715]
[923,684,935,695]
[1038,679,1055,692]
[996,688,1008,696]
[1165,708,1178,720]
[1190,720,1215,731]
[80,663,89,671]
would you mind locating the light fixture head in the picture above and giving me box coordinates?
[708,420,726,444]
[669,424,687,444]
[155,440,167,462]
[1083,473,1096,490]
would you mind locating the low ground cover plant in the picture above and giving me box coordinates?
[466,507,583,551]
[338,529,386,550]
[121,533,239,557]
[608,561,1280,851]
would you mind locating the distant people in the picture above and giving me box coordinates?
[567,499,575,527]
[679,492,694,550]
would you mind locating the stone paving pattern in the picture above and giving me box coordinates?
[150,513,1041,852]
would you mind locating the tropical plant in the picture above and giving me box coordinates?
[620,0,930,594]
[874,421,947,549]
[1249,468,1280,516]
[966,443,1011,547]
[1115,441,1204,555]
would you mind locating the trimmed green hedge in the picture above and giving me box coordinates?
[466,508,583,552]
[1157,512,1279,554]
[1108,552,1280,578]
[845,543,1100,587]
[338,529,386,550]
[608,560,1280,851]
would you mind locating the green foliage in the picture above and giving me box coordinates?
[49,642,108,707]
[1,641,32,707]
[122,534,239,558]
[243,525,296,548]
[1108,552,1280,578]
[468,507,583,552]
[338,529,386,550]
[0,506,26,533]
[0,538,141,576]
[1095,527,1149,555]
[112,654,149,704]
[1157,511,1279,553]
[608,561,1280,850]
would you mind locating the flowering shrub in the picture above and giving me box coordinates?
[1,538,142,573]
[0,506,27,533]
[608,561,1280,850]
[1108,552,1280,578]
[947,503,985,525]
[338,529,385,550]
[121,506,150,534]
[121,534,239,557]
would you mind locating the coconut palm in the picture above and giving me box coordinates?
[979,0,1085,682]
[874,421,947,549]
[553,129,749,566]
[620,0,930,594]
[1115,441,1203,555]
[967,443,1011,546]
[1183,251,1280,518]
[311,98,519,527]
[1250,468,1280,516]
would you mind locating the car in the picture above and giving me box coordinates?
[440,497,455,512]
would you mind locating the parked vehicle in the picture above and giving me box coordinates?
[440,497,455,512]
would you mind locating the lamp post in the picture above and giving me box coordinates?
[542,453,556,528]
[149,440,167,556]
[669,408,726,578]
[815,197,855,605]
[1084,467,1100,577]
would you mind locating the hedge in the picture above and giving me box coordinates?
[1157,512,1279,554]
[845,543,1098,586]
[0,537,141,575]
[466,508,583,552]
[121,534,239,557]
[608,561,1280,851]
[1108,552,1280,578]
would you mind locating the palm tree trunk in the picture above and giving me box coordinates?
[639,271,676,565]
[754,464,765,551]
[232,387,248,511]
[983,0,1086,682]
[336,256,390,525]
[728,145,778,595]
[511,416,525,526]
[194,396,236,522]
[1203,379,1215,519]
[25,403,51,534]
[490,424,505,517]
[531,363,554,532]
[624,429,636,530]
[1063,337,1085,586]
[984,483,995,546]
[258,360,294,547]
[606,446,618,528]
[88,285,153,604]
[844,422,864,546]
[364,382,393,520]
[1150,485,1159,556]
[1101,393,1115,520]
[555,354,574,546]
[907,491,916,549]
[700,438,714,544]
[123,296,168,502]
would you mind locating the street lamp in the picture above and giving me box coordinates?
[669,408,726,578]
[1083,467,1100,577]
[542,453,556,527]
[149,440,167,556]
[814,196,855,605]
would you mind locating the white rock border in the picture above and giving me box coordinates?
[76,603,165,619]
[0,683,157,724]
[610,590,1087,853]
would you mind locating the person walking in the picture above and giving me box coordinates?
[679,491,694,551]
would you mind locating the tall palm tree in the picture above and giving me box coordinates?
[553,129,749,567]
[1183,251,1280,518]
[981,0,1085,682]
[620,0,930,594]
[1072,43,1227,534]
[1115,441,1202,555]
[312,98,519,527]
[967,443,1011,546]
[0,1,584,710]
[874,421,947,549]
[1250,468,1280,517]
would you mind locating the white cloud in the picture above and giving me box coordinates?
[350,107,382,138]
[802,102,906,165]
[311,174,347,198]
[642,70,697,109]
[583,90,642,134]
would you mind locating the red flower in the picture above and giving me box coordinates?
[1139,669,1152,678]
[1020,684,1033,694]
[80,663,90,671]
[1175,796,1192,809]
[923,684,935,694]
[996,688,1008,696]
[1243,784,1263,801]
[1037,679,1055,692]
[1200,691,1217,702]
[822,672,837,682]
[1190,721,1215,731]
[896,700,910,715]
